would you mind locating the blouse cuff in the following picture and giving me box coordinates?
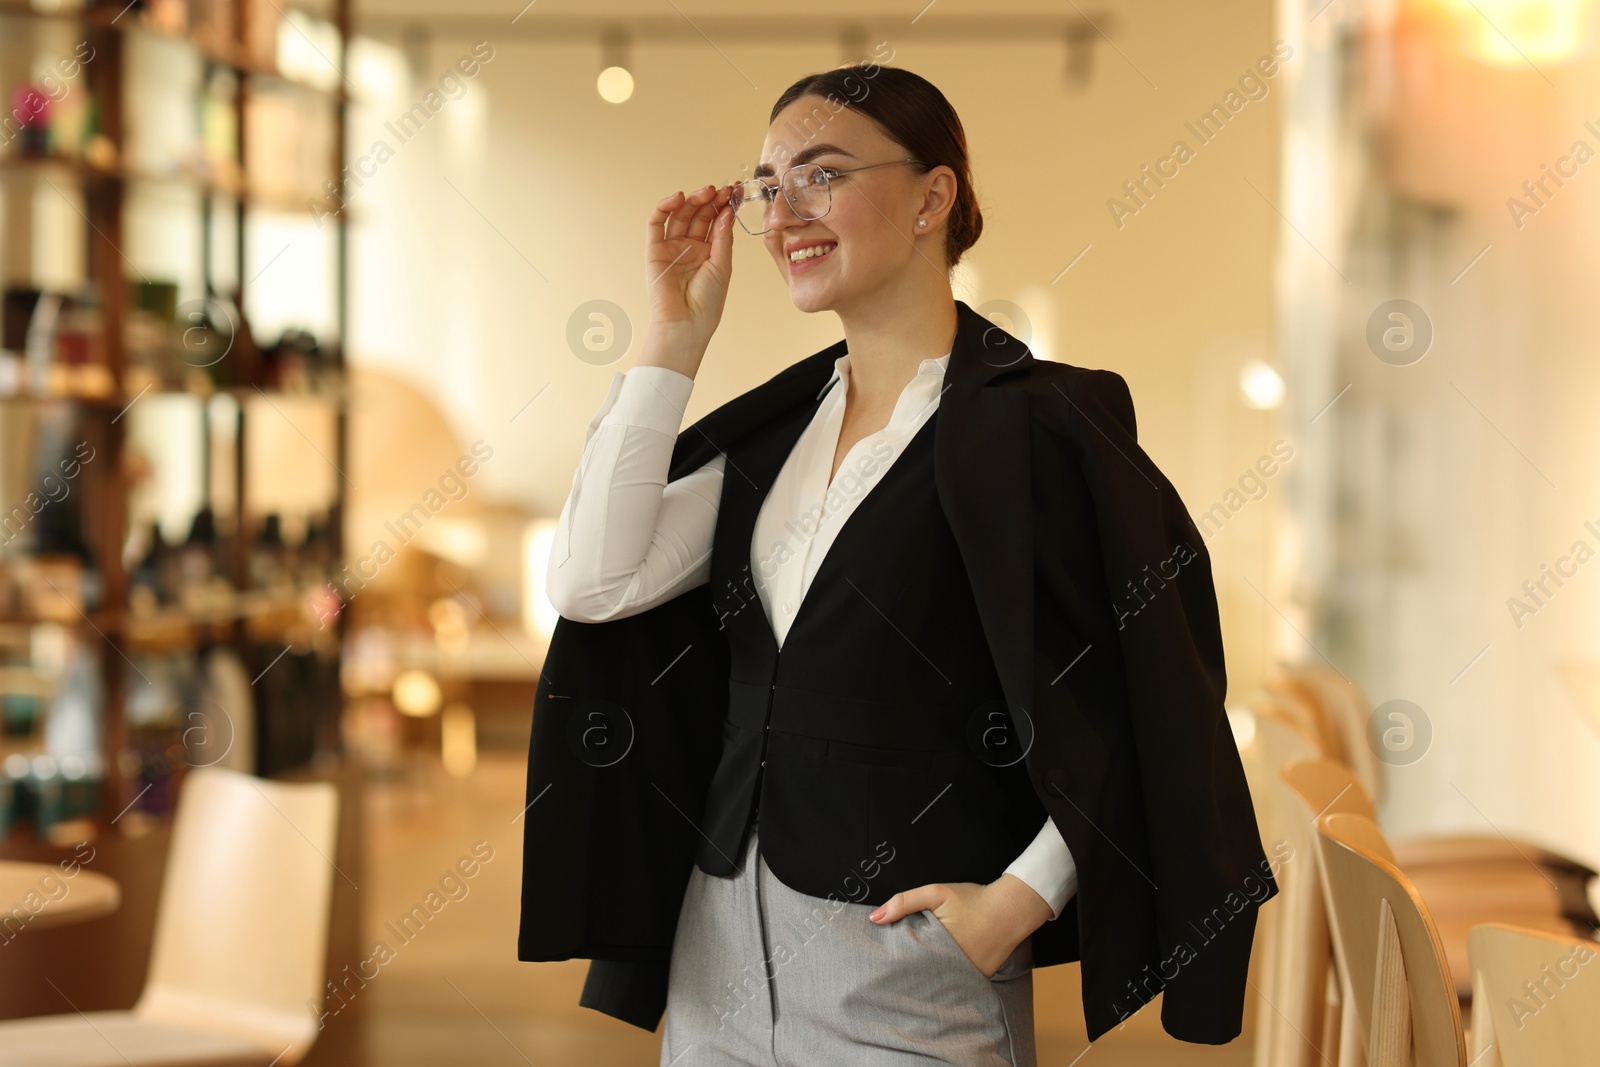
[1002,816,1079,921]
[599,364,695,437]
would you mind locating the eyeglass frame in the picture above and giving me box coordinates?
[729,159,931,235]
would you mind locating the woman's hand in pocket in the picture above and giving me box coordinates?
[868,875,1054,976]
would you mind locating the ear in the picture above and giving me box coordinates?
[916,165,961,231]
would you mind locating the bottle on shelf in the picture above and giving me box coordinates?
[249,512,289,593]
[177,505,235,615]
[42,635,105,828]
[127,519,184,615]
[194,641,255,775]
[128,520,166,615]
[125,279,181,394]
[10,84,51,159]
[299,510,334,589]
[119,649,187,821]
[190,290,255,390]
[56,283,113,397]
[261,328,335,394]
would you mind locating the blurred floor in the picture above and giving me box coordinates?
[343,751,1257,1066]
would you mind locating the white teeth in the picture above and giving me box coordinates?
[789,242,837,263]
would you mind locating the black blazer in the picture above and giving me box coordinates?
[518,298,1278,1045]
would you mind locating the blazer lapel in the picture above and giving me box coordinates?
[936,300,1036,735]
[662,301,1036,725]
[666,338,844,482]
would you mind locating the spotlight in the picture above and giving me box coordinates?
[1239,360,1286,410]
[597,66,634,103]
[392,669,442,718]
[598,26,633,103]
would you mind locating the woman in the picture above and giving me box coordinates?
[529,64,1274,1065]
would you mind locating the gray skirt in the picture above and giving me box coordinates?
[659,825,1037,1066]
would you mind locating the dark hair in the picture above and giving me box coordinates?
[768,64,983,270]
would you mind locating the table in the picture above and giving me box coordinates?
[0,860,120,933]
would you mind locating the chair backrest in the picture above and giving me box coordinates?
[1250,679,1328,754]
[1276,757,1383,1065]
[1315,811,1466,1067]
[1281,757,1378,824]
[1235,704,1321,860]
[1265,673,1346,762]
[1467,922,1600,1067]
[1235,707,1316,913]
[1230,705,1323,1067]
[1272,660,1383,805]
[135,767,340,1062]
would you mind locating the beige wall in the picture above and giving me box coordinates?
[347,0,1284,695]
[1279,2,1600,864]
[337,0,1600,921]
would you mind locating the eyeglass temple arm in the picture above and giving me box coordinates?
[733,159,930,195]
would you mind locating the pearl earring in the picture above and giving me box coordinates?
[917,218,927,228]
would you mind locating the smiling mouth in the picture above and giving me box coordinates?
[788,241,838,265]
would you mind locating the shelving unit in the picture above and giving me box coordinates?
[0,0,353,835]
[0,152,342,215]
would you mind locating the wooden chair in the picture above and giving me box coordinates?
[0,767,340,1065]
[1276,756,1378,1067]
[1231,701,1325,1067]
[1466,922,1600,1066]
[1270,663,1599,891]
[1267,661,1381,805]
[1314,810,1467,1067]
[1277,755,1596,993]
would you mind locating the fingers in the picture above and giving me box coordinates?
[648,189,698,246]
[708,195,735,278]
[690,184,732,243]
[664,184,717,242]
[680,186,715,241]
[869,884,946,924]
[649,185,731,247]
[646,190,684,241]
[646,192,684,256]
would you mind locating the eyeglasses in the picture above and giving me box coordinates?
[729,159,929,235]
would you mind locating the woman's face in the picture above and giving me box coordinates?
[754,95,952,314]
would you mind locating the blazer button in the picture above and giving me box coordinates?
[1045,767,1069,798]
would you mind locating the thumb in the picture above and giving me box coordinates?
[869,884,944,924]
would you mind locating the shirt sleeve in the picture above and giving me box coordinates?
[1002,816,1079,921]
[545,364,725,622]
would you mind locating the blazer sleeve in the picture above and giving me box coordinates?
[1060,367,1278,1039]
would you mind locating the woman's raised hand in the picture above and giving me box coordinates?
[644,184,736,354]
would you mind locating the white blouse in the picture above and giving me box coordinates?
[546,351,1079,921]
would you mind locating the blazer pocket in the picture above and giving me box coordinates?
[854,747,1016,880]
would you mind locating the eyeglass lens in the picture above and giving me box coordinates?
[732,165,831,234]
